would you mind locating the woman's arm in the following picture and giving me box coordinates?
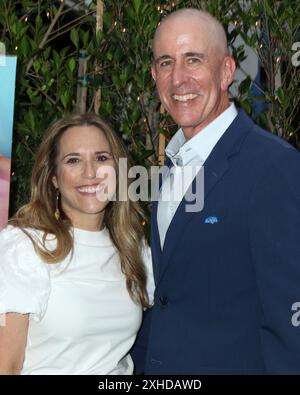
[0,313,29,375]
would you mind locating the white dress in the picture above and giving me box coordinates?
[0,225,154,375]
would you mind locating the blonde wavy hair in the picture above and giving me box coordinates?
[10,113,149,307]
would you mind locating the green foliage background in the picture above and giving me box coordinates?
[0,0,299,213]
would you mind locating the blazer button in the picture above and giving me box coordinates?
[159,296,168,305]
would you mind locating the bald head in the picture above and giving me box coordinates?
[153,8,228,59]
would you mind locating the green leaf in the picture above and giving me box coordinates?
[82,30,90,47]
[41,61,50,75]
[239,77,252,95]
[53,50,61,68]
[276,87,285,105]
[258,111,269,129]
[104,101,113,115]
[48,78,55,88]
[112,75,119,86]
[264,0,273,17]
[20,36,30,58]
[70,29,79,48]
[11,22,17,35]
[120,73,127,84]
[128,7,139,20]
[133,0,142,15]
[240,100,252,115]
[131,107,141,122]
[33,60,41,73]
[68,58,76,73]
[103,12,112,30]
[35,14,43,30]
[24,111,35,131]
[43,47,51,60]
[106,52,113,61]
[26,87,38,100]
[20,25,29,36]
[30,38,38,51]
[60,91,70,108]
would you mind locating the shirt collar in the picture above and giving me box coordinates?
[165,103,238,166]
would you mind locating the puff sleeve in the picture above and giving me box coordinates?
[0,226,50,322]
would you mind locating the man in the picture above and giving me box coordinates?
[132,8,300,374]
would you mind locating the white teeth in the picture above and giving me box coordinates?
[173,93,198,101]
[77,185,102,193]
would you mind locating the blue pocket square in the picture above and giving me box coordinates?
[204,216,218,224]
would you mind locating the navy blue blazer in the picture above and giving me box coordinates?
[132,109,300,374]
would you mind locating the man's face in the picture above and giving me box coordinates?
[152,17,234,138]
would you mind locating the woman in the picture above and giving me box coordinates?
[0,113,154,375]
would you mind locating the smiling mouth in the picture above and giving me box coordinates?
[173,93,199,102]
[77,184,104,194]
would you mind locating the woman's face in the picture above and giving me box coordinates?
[52,125,116,231]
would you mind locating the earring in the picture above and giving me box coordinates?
[54,188,60,220]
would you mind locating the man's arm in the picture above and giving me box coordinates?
[249,148,300,373]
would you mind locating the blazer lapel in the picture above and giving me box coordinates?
[156,109,255,283]
[151,199,161,284]
[150,160,173,284]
